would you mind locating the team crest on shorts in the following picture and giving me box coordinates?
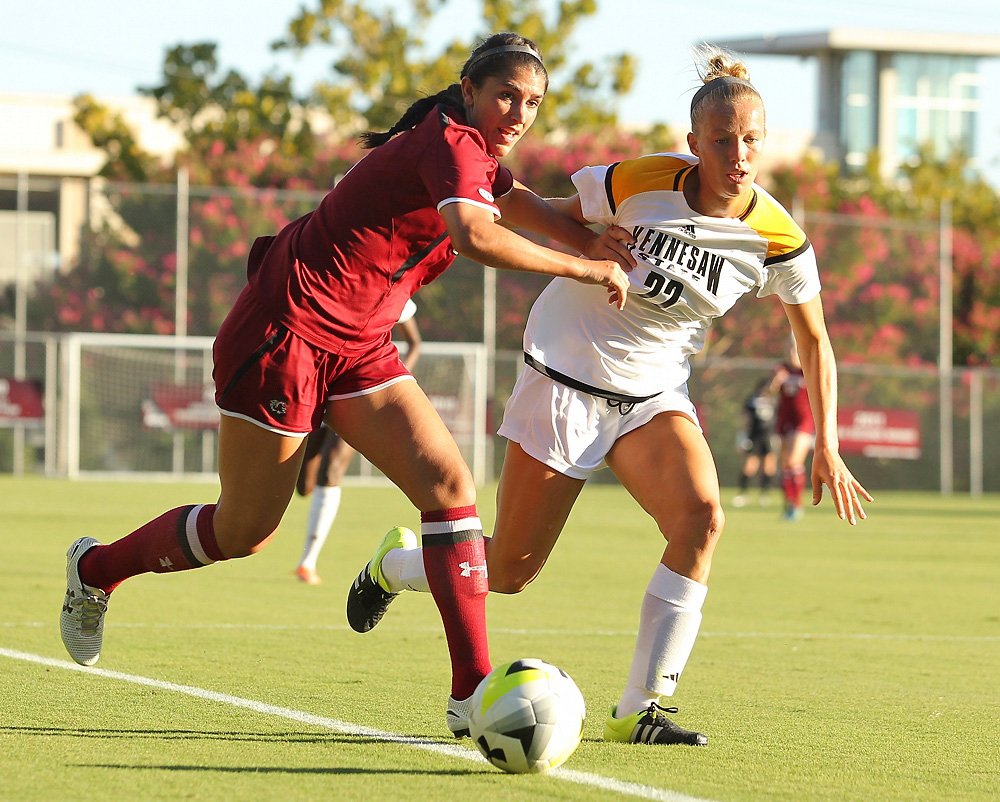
[268,399,288,417]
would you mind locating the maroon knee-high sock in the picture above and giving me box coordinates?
[782,470,796,506]
[421,506,492,699]
[78,504,225,594]
[792,467,807,505]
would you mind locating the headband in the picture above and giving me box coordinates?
[690,76,756,117]
[465,44,544,74]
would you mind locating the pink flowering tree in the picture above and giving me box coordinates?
[763,150,1000,368]
[28,129,363,336]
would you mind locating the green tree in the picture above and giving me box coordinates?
[271,0,636,135]
[73,94,159,181]
[47,0,999,372]
[141,43,316,158]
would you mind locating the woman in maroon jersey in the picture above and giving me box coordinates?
[59,33,634,732]
[773,341,816,520]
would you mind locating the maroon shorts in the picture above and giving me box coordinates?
[213,290,412,435]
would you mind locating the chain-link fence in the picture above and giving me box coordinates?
[493,349,999,495]
[1,173,997,492]
[2,334,996,493]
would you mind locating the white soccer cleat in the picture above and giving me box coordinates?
[60,537,108,666]
[446,693,472,739]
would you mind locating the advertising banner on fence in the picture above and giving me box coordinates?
[837,405,921,460]
[142,383,220,431]
[0,377,44,427]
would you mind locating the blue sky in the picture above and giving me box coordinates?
[3,0,999,179]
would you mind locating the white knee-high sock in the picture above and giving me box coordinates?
[616,563,708,717]
[298,486,341,571]
[380,545,429,593]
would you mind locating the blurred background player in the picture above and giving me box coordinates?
[733,375,777,507]
[294,299,422,584]
[775,342,816,521]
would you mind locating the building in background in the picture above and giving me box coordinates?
[5,30,1000,287]
[714,29,1000,180]
[0,92,181,291]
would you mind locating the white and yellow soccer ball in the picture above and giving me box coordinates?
[469,658,586,774]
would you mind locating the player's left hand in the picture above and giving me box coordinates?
[584,225,636,271]
[812,448,873,525]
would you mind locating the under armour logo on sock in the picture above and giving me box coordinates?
[159,556,174,569]
[459,561,488,578]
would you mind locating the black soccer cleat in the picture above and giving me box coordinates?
[346,567,398,633]
[345,526,416,633]
[603,702,708,746]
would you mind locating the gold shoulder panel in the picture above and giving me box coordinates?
[608,155,693,208]
[742,191,808,263]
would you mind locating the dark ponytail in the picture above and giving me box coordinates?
[359,33,547,149]
[359,85,464,149]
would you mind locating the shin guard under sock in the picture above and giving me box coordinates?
[421,506,491,699]
[78,504,225,594]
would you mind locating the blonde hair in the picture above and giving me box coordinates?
[689,44,764,131]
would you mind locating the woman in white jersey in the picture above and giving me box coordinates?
[348,45,872,745]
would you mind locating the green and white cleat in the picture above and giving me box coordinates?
[346,526,417,633]
[60,537,108,666]
[604,702,707,746]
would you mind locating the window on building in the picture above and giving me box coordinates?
[892,53,979,168]
[841,51,877,169]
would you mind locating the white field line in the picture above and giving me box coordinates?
[1,647,712,802]
[4,622,1000,642]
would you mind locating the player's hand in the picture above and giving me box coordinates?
[574,258,630,310]
[583,225,636,270]
[811,448,873,525]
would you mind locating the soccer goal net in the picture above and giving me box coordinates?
[60,333,488,484]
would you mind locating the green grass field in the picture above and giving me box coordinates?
[2,477,998,801]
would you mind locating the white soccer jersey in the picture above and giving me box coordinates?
[398,298,417,324]
[522,153,821,398]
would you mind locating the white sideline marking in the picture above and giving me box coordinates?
[5,622,999,642]
[1,647,712,802]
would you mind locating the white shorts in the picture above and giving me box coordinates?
[497,366,700,480]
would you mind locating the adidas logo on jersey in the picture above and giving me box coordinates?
[680,224,696,238]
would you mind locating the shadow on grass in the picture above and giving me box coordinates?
[79,764,481,775]
[3,726,473,746]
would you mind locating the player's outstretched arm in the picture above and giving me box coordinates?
[439,200,630,309]
[781,296,873,525]
[497,183,636,271]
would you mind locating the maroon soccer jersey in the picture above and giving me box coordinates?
[246,105,514,354]
[776,365,815,435]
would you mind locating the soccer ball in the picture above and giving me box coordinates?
[468,658,586,774]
